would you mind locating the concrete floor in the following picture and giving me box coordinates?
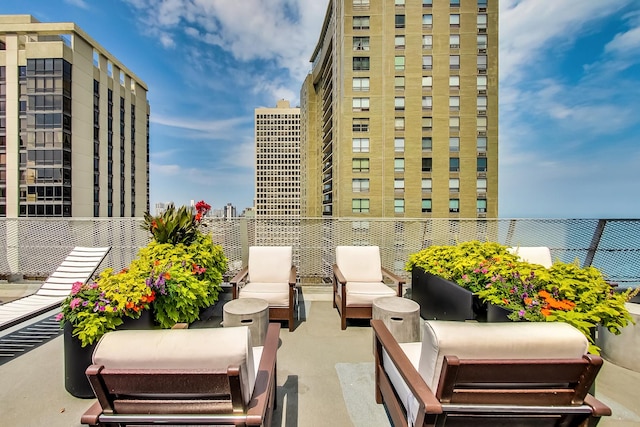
[1,285,639,426]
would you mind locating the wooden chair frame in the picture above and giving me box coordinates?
[231,265,297,332]
[81,323,280,427]
[371,319,612,427]
[333,265,403,330]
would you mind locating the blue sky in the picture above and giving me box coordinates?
[3,0,640,218]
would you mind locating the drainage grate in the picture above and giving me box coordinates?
[0,314,63,366]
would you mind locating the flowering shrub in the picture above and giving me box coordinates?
[407,241,634,353]
[57,268,155,347]
[142,200,211,245]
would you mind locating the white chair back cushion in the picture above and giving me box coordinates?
[508,246,553,268]
[93,326,256,405]
[248,246,292,283]
[335,246,383,282]
[418,320,589,391]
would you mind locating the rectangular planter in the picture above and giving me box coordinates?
[410,268,479,321]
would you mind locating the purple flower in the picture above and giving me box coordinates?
[518,310,526,317]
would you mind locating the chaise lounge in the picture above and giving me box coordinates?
[81,323,280,426]
[372,319,611,426]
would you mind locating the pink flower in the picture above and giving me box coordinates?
[69,297,82,310]
[55,312,64,321]
[71,281,83,295]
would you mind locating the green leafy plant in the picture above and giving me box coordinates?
[407,241,635,353]
[142,200,211,245]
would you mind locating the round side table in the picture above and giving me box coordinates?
[223,298,269,346]
[372,296,420,343]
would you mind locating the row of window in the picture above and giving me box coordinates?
[353,13,487,31]
[351,198,487,214]
[351,177,488,193]
[354,34,487,53]
[351,135,488,153]
[354,0,488,6]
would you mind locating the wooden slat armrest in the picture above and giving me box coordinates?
[288,266,297,286]
[584,394,613,417]
[333,264,346,284]
[230,267,249,299]
[246,323,280,425]
[80,401,103,426]
[381,267,406,296]
[371,319,442,416]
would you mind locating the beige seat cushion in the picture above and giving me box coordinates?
[508,246,553,268]
[248,246,292,283]
[93,326,256,405]
[240,282,290,307]
[345,282,396,306]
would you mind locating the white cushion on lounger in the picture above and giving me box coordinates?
[508,246,553,268]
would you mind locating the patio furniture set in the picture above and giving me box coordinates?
[0,245,613,426]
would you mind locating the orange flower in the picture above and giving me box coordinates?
[541,308,551,317]
[140,296,147,303]
[154,260,160,266]
[538,290,551,299]
[147,293,155,302]
[163,272,171,280]
[151,220,157,230]
[524,297,533,305]
[125,301,134,309]
[195,212,202,221]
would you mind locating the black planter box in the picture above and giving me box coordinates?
[411,268,484,321]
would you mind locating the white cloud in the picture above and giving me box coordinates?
[64,0,89,9]
[150,114,250,136]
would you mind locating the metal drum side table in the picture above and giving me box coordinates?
[223,298,269,346]
[372,296,420,343]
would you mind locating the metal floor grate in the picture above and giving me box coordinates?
[0,314,63,366]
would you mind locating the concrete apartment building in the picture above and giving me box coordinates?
[255,99,301,218]
[301,0,498,218]
[0,15,149,218]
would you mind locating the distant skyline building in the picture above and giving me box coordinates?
[254,99,301,218]
[301,0,498,218]
[223,202,236,219]
[0,15,149,218]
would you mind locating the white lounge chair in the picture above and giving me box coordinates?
[0,246,111,331]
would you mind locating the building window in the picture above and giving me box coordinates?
[394,158,405,172]
[394,76,405,91]
[352,178,370,192]
[478,14,487,31]
[477,157,487,172]
[352,198,370,213]
[423,35,432,49]
[449,137,460,151]
[422,178,432,191]
[450,14,460,28]
[451,0,460,6]
[353,158,370,172]
[352,138,370,152]
[422,199,432,213]
[423,0,432,6]
[449,96,460,111]
[422,116,433,131]
[450,157,460,172]
[449,116,460,132]
[395,15,405,28]
[394,198,405,213]
[353,16,370,30]
[450,75,460,89]
[395,35,405,49]
[353,117,369,132]
[353,36,370,51]
[422,76,433,90]
[394,97,405,110]
[450,34,460,48]
[477,136,487,151]
[449,199,460,213]
[450,55,460,69]
[353,57,370,71]
[477,178,487,192]
[477,75,487,91]
[449,178,460,192]
[353,77,370,91]
[352,97,370,111]
[395,0,405,5]
[395,56,405,70]
[477,96,487,113]
[477,116,487,131]
[394,179,404,191]
[395,117,405,130]
[422,137,432,151]
[478,34,488,50]
[478,0,488,7]
[422,55,432,70]
[422,157,432,172]
[422,96,432,110]
[422,14,433,28]
[477,199,487,213]
[394,137,405,152]
[353,0,370,7]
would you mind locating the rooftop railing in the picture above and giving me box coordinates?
[1,217,639,286]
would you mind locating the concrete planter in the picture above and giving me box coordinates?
[598,302,640,373]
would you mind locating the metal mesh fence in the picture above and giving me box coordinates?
[1,218,639,287]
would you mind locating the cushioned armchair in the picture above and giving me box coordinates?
[231,246,297,331]
[372,319,611,427]
[333,246,403,330]
[81,323,280,426]
[509,246,553,268]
